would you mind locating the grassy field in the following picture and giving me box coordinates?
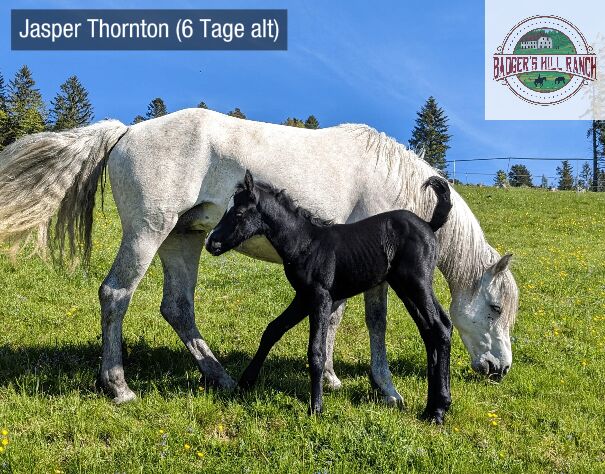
[0,186,604,473]
[517,72,571,93]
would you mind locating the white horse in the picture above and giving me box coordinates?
[0,108,518,405]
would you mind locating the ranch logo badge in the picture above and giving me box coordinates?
[493,15,597,106]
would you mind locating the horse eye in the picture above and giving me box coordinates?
[490,304,502,314]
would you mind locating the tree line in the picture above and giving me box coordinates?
[130,96,320,130]
[1,65,603,191]
[0,65,93,150]
[494,159,605,191]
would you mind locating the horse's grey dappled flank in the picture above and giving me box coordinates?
[0,108,518,404]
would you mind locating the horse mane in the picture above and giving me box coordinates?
[237,181,333,227]
[336,124,518,327]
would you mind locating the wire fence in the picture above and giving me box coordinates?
[445,156,604,190]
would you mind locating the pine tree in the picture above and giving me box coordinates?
[408,96,451,174]
[556,160,574,190]
[50,75,94,131]
[494,170,507,187]
[146,98,167,119]
[540,175,549,189]
[304,115,319,129]
[0,72,7,112]
[588,121,605,190]
[132,115,146,125]
[508,164,533,187]
[282,117,305,128]
[197,101,208,109]
[6,65,46,144]
[579,162,592,190]
[228,107,246,119]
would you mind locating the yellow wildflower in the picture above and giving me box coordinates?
[0,429,7,436]
[196,451,205,458]
[184,443,191,450]
[1,439,8,446]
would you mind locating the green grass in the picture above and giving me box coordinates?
[517,72,571,93]
[1,186,605,472]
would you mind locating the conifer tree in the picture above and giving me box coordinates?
[494,169,507,187]
[228,107,246,119]
[146,98,167,119]
[132,115,145,125]
[50,75,94,131]
[556,160,574,190]
[197,101,208,109]
[540,175,549,189]
[282,117,305,128]
[579,162,592,190]
[6,65,46,143]
[408,96,451,174]
[304,115,319,129]
[508,164,533,187]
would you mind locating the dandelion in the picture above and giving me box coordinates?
[217,423,225,433]
[184,443,191,450]
[1,439,8,446]
[196,451,205,458]
[0,429,7,436]
[158,429,165,435]
[453,427,459,432]
[0,447,4,454]
[582,360,588,367]
[490,420,498,426]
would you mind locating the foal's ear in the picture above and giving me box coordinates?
[489,253,513,276]
[244,170,255,191]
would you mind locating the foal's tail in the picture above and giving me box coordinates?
[0,121,128,265]
[422,176,452,232]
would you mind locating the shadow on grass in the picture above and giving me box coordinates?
[0,340,426,406]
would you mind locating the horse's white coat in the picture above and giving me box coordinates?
[109,109,518,391]
[0,107,518,402]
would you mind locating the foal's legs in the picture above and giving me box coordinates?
[239,294,308,388]
[158,232,236,389]
[308,290,332,414]
[324,301,345,389]
[364,284,404,407]
[389,276,452,424]
[99,224,174,404]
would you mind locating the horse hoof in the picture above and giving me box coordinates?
[421,408,446,425]
[112,388,137,405]
[324,372,342,390]
[384,395,405,410]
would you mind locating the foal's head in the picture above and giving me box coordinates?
[205,170,263,256]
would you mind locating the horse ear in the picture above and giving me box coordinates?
[244,170,254,191]
[489,253,513,276]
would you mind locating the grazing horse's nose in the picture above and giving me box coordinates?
[206,239,222,255]
[501,364,510,376]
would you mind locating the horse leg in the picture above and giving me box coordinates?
[98,223,175,404]
[389,277,452,424]
[308,290,332,414]
[324,301,346,390]
[158,232,236,390]
[239,294,308,389]
[364,283,403,407]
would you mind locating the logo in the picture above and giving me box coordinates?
[493,15,597,105]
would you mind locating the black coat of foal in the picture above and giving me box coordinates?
[206,171,453,423]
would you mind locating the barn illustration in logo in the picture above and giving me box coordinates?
[493,15,597,105]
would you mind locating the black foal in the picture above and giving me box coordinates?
[206,171,453,423]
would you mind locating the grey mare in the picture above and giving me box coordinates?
[0,108,518,404]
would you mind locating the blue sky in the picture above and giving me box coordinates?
[2,0,594,185]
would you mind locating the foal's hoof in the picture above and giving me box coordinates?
[308,404,323,416]
[421,407,447,425]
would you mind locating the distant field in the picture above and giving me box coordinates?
[517,72,571,93]
[0,186,604,472]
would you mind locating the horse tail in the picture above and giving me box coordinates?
[0,120,128,265]
[421,176,452,232]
